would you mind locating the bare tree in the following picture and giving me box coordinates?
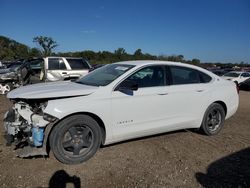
[33,36,58,56]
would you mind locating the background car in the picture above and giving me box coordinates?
[42,57,91,81]
[239,78,250,91]
[0,62,31,94]
[222,71,250,84]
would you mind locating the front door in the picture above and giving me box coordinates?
[111,65,172,141]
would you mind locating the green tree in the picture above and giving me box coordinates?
[114,48,126,61]
[28,48,41,58]
[134,49,142,56]
[0,35,30,60]
[191,58,201,65]
[33,36,58,56]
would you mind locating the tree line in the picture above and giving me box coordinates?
[0,35,249,68]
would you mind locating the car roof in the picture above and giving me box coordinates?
[114,60,209,72]
[114,60,219,79]
[46,56,84,59]
[227,71,244,73]
[114,60,182,66]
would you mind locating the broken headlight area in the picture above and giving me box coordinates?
[3,100,57,157]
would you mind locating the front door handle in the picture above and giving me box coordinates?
[196,90,204,92]
[157,93,168,95]
[62,72,67,75]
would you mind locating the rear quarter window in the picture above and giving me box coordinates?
[199,71,212,83]
[66,58,90,70]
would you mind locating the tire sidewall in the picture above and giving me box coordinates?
[201,103,225,136]
[50,115,102,164]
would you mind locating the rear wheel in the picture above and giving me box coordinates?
[201,103,225,136]
[50,115,102,164]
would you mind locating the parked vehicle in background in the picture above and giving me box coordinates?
[4,60,239,164]
[0,62,32,94]
[239,78,250,91]
[210,69,227,76]
[222,71,250,85]
[0,57,91,94]
[42,57,91,81]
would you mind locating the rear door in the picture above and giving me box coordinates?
[166,65,212,126]
[46,57,68,81]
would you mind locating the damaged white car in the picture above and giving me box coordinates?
[3,61,239,164]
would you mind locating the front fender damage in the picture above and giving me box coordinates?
[3,102,58,158]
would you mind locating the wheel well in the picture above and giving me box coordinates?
[47,112,106,147]
[214,101,227,116]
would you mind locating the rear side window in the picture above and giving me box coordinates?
[66,58,90,70]
[199,71,212,83]
[48,58,66,70]
[170,66,200,85]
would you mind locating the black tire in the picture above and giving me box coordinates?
[50,115,102,164]
[201,103,225,136]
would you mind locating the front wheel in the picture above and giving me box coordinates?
[200,103,225,136]
[50,115,102,164]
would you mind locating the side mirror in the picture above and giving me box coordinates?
[116,80,138,91]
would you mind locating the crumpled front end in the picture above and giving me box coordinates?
[3,100,57,157]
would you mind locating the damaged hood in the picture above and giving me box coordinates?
[7,81,99,99]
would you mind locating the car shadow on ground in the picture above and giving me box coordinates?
[196,147,250,187]
[48,170,81,188]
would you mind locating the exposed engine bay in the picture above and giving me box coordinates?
[3,99,57,157]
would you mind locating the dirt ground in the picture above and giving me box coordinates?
[0,91,249,188]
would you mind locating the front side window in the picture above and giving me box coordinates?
[170,66,200,85]
[66,58,90,70]
[76,64,134,86]
[125,66,166,88]
[48,58,66,70]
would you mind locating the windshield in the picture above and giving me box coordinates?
[224,72,240,77]
[76,64,135,86]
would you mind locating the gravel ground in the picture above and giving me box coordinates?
[0,91,249,188]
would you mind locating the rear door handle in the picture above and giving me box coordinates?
[62,72,67,74]
[157,93,168,95]
[196,90,204,92]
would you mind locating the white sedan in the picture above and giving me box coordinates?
[4,61,239,164]
[222,71,250,84]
